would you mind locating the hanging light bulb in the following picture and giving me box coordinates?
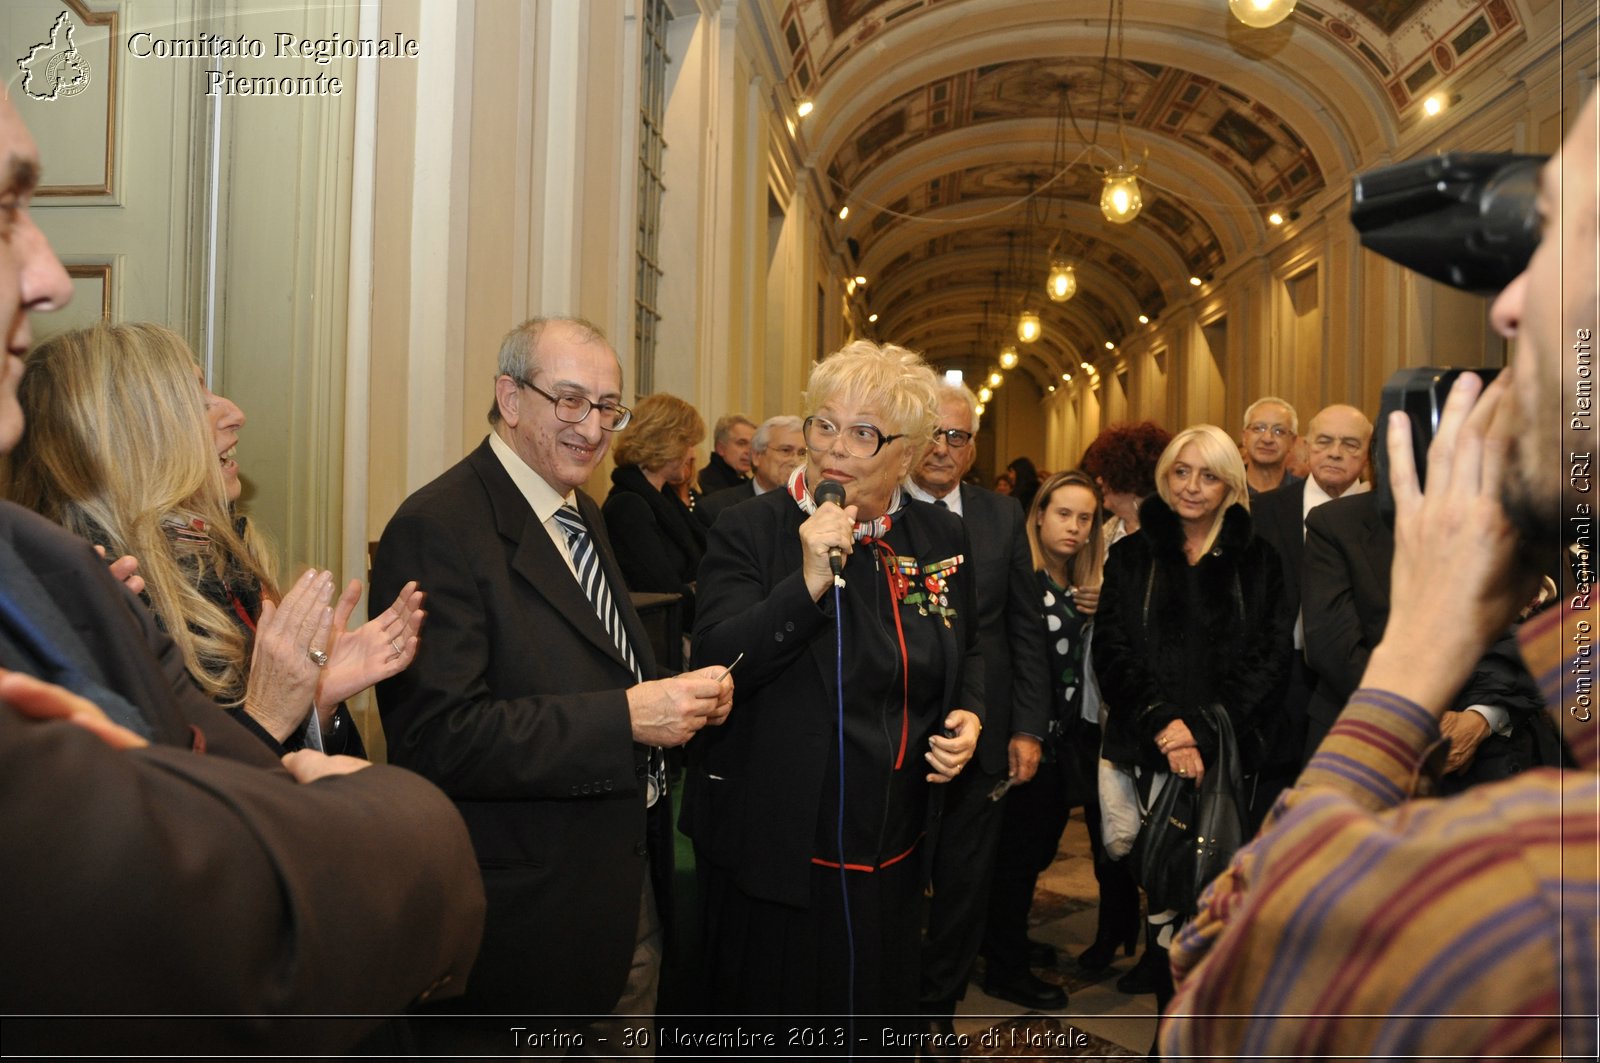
[999,345,1019,370]
[987,371,1003,389]
[1228,0,1296,29]
[1101,168,1142,224]
[977,387,993,404]
[1046,261,1077,302]
[1017,309,1042,344]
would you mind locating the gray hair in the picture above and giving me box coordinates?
[753,414,804,454]
[1242,396,1299,435]
[934,382,982,434]
[488,316,614,425]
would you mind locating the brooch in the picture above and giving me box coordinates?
[894,553,964,627]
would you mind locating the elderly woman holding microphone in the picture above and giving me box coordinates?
[686,340,983,1014]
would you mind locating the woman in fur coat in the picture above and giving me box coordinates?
[1091,423,1291,1021]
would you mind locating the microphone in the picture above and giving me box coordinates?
[812,478,848,580]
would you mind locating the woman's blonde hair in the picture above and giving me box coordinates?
[802,340,940,443]
[4,323,277,704]
[1153,424,1249,556]
[612,393,706,472]
[1027,469,1105,587]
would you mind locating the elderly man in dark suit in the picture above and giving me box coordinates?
[370,317,733,1049]
[0,91,484,1056]
[1250,403,1372,810]
[906,383,1052,1014]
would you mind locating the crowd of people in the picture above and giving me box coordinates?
[0,80,1594,1063]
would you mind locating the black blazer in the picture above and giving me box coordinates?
[955,484,1050,774]
[603,463,706,624]
[685,489,985,908]
[698,451,747,495]
[697,480,757,527]
[372,438,662,1016]
[1301,491,1394,744]
[1250,479,1308,621]
[0,502,483,1053]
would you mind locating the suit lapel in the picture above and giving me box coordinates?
[467,445,637,676]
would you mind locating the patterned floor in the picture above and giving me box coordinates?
[949,810,1158,1059]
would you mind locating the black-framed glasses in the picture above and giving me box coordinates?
[803,415,903,459]
[1245,422,1293,439]
[518,379,633,431]
[931,427,974,450]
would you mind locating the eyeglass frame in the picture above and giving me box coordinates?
[930,427,974,450]
[515,378,633,431]
[1244,422,1294,439]
[802,415,905,458]
[1308,434,1368,456]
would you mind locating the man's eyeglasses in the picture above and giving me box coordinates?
[518,379,633,431]
[763,444,805,459]
[1310,434,1367,456]
[803,415,903,459]
[1245,422,1293,439]
[931,428,974,450]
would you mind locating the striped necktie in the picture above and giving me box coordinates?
[552,505,663,806]
[553,506,642,682]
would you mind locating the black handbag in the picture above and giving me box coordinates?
[1131,703,1248,916]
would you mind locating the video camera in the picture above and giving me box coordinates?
[1350,152,1544,517]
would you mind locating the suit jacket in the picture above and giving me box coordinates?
[954,484,1050,774]
[1249,479,1317,766]
[371,438,663,1016]
[1249,480,1308,621]
[697,480,757,527]
[1302,491,1392,718]
[684,489,985,907]
[698,451,747,495]
[0,501,483,1054]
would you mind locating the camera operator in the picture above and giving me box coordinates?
[1159,93,1597,1060]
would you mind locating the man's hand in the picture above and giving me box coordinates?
[93,544,146,596]
[1438,710,1492,774]
[1007,733,1042,784]
[926,709,980,783]
[626,667,734,747]
[0,668,148,750]
[281,749,371,782]
[1364,373,1538,711]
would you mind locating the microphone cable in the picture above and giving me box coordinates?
[832,575,857,1041]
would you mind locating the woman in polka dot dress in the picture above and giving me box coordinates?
[984,471,1139,987]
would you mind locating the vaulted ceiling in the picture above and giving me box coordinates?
[756,0,1529,390]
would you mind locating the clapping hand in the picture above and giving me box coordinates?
[244,569,335,742]
[314,579,425,719]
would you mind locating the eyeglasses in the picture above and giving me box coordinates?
[803,415,903,459]
[931,428,974,450]
[1310,435,1367,456]
[517,379,633,431]
[763,444,805,459]
[1245,422,1293,439]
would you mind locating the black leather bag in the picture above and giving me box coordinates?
[1131,704,1247,915]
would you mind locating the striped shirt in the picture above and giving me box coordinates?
[1162,603,1599,1060]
